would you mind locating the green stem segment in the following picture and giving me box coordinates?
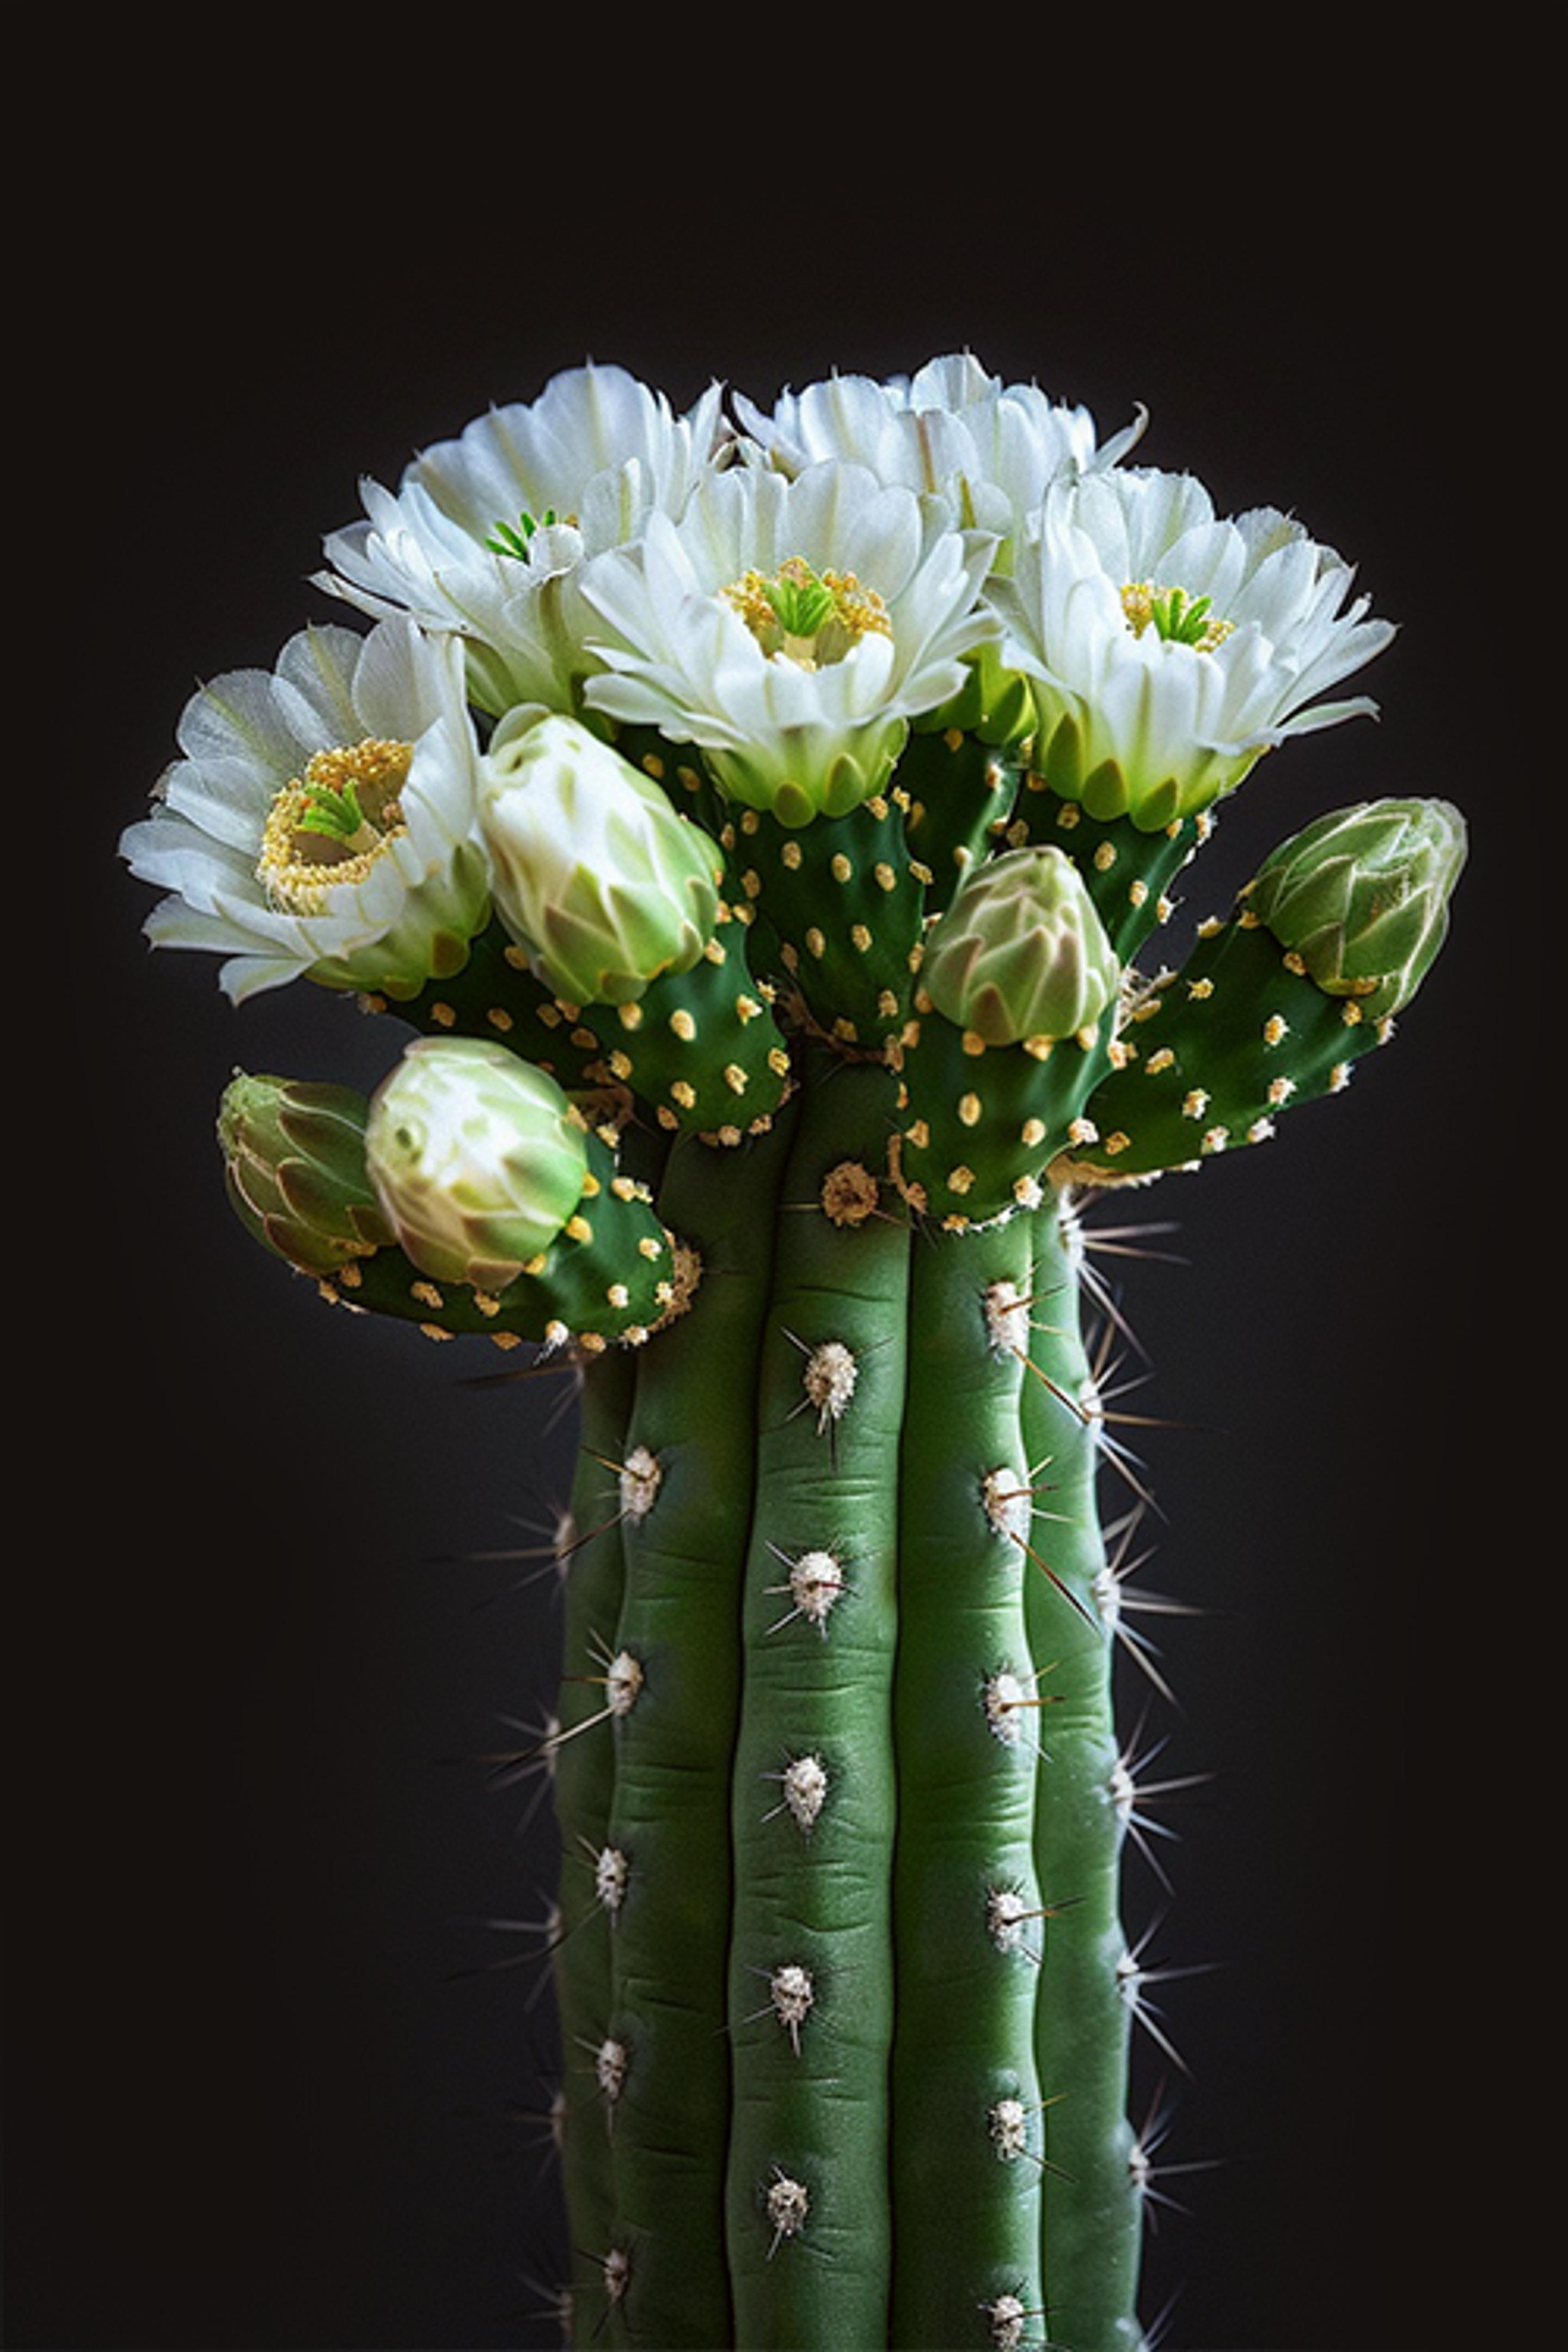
[1021,1201,1143,2350]
[554,1080,1144,2349]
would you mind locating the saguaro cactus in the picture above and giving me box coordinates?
[120,353,1465,2349]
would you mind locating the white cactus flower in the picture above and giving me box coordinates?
[732,352,1146,559]
[577,460,1000,826]
[316,363,728,716]
[992,467,1398,830]
[119,618,490,1002]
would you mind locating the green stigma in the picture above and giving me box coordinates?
[1121,581,1234,652]
[724,556,892,670]
[485,508,561,560]
[295,776,371,845]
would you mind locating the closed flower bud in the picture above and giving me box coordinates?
[218,1072,393,1276]
[479,709,722,1004]
[363,1037,589,1293]
[1243,797,1467,1016]
[922,844,1120,1046]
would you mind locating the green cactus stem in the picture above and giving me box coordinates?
[1020,1199,1143,2350]
[597,1104,801,2345]
[722,1054,911,2349]
[889,1210,1050,2347]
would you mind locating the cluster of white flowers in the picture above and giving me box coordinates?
[122,355,1394,1003]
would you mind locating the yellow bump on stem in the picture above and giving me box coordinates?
[566,1214,594,1243]
[724,1063,749,1093]
[618,1000,644,1031]
[1263,1014,1289,1045]
[430,1001,456,1027]
[1187,976,1215,1001]
[831,852,853,884]
[1267,1075,1296,1105]
[874,861,898,892]
[671,1079,697,1108]
[820,1159,881,1227]
[850,923,873,953]
[782,840,804,871]
[670,1007,697,1041]
[1181,1089,1209,1120]
[411,1279,444,1310]
[805,927,826,959]
[958,1092,983,1128]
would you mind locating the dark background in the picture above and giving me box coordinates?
[13,38,1539,2352]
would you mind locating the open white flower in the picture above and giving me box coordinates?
[316,363,728,716]
[578,460,999,826]
[120,618,491,1002]
[991,467,1397,829]
[732,352,1146,559]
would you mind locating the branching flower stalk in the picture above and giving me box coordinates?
[121,354,1465,2350]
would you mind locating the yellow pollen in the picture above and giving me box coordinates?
[256,738,413,914]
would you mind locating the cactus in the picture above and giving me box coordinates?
[120,353,1465,2350]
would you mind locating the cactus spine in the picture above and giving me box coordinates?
[121,356,1466,2350]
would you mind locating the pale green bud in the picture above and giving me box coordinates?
[479,709,723,1004]
[922,844,1120,1046]
[218,1071,393,1275]
[1243,797,1467,1017]
[363,1037,589,1293]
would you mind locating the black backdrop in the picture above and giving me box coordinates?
[13,48,1539,2352]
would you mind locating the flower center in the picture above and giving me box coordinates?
[724,555,892,669]
[257,738,413,914]
[1120,580,1234,652]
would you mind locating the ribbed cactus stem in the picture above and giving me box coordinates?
[724,1056,910,2347]
[553,1342,637,2329]
[601,1107,801,2344]
[1021,1198,1143,2349]
[889,1210,1050,2347]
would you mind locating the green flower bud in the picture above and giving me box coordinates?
[922,844,1121,1046]
[479,709,723,1005]
[363,1037,589,1293]
[218,1072,393,1276]
[1243,797,1467,1018]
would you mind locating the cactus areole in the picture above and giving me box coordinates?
[120,355,1465,2349]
